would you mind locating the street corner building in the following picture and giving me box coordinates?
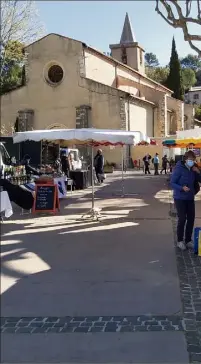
[1,13,194,165]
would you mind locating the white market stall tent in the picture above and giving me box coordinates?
[13,128,149,219]
[13,128,149,146]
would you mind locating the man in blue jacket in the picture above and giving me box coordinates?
[171,150,201,251]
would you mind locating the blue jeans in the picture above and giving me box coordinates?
[174,199,195,243]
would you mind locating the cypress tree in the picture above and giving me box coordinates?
[165,37,184,101]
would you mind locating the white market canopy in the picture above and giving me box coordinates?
[176,128,201,140]
[13,128,150,147]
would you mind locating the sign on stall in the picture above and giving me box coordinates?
[32,184,60,214]
[54,177,67,199]
[193,149,201,157]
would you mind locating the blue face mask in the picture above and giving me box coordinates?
[186,159,194,168]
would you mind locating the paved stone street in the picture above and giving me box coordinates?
[1,172,201,363]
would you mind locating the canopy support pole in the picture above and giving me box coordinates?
[114,145,138,197]
[112,145,125,197]
[91,144,95,210]
[81,142,101,221]
[121,145,124,196]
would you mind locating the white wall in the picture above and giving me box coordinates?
[118,84,139,96]
[84,50,116,86]
[185,90,201,105]
[129,102,153,137]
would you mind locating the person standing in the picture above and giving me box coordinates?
[94,149,104,183]
[160,155,168,174]
[169,157,175,173]
[61,151,70,177]
[143,154,151,175]
[171,150,201,251]
[153,153,160,175]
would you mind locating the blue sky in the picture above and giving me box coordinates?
[37,1,198,66]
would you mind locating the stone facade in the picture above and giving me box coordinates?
[18,109,34,131]
[0,32,195,166]
[75,105,91,129]
[119,98,127,130]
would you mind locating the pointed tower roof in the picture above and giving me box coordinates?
[120,13,136,44]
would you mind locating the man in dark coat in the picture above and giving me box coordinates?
[160,155,169,174]
[61,152,70,177]
[143,154,151,175]
[94,149,104,183]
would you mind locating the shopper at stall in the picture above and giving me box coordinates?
[160,155,168,175]
[94,149,104,183]
[171,150,201,251]
[22,155,41,176]
[61,152,70,177]
[143,154,151,175]
[68,153,75,171]
[54,156,61,174]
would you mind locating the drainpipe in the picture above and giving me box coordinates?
[127,95,131,161]
[115,65,118,88]
[153,106,156,137]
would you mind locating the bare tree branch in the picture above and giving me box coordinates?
[155,0,201,57]
[0,0,46,78]
[0,1,45,47]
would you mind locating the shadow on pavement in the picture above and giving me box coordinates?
[1,174,181,317]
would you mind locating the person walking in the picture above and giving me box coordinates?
[171,150,201,251]
[143,154,151,175]
[153,153,160,175]
[160,155,168,174]
[169,157,175,173]
[94,149,104,183]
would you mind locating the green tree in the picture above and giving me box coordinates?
[145,52,159,67]
[195,105,201,121]
[0,41,24,95]
[165,37,184,100]
[181,68,197,90]
[146,66,169,85]
[0,0,45,94]
[180,54,201,71]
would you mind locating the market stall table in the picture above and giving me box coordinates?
[13,128,149,219]
[0,190,13,219]
[69,170,91,190]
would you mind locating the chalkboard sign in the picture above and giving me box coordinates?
[33,184,59,213]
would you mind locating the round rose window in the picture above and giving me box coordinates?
[48,65,64,84]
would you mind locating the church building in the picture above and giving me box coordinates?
[1,13,194,164]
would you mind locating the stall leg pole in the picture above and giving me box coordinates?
[81,143,102,220]
[40,141,42,166]
[121,145,124,197]
[91,144,95,210]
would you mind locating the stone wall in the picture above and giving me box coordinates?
[118,78,166,137]
[75,105,91,128]
[18,109,34,131]
[119,98,126,130]
[184,103,195,129]
[167,97,183,132]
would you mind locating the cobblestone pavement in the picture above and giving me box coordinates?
[1,314,183,334]
[170,194,201,363]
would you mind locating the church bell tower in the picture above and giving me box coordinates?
[109,13,145,75]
